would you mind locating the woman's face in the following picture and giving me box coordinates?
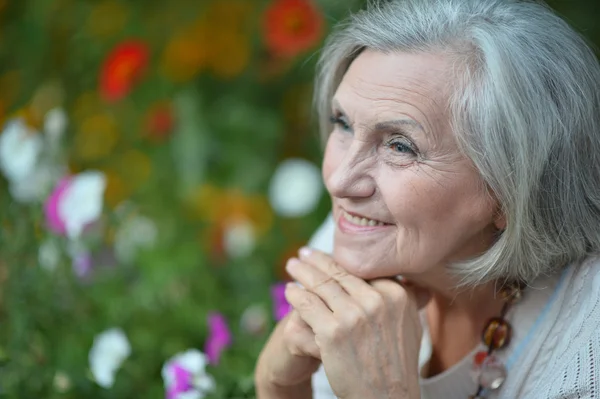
[322,50,503,283]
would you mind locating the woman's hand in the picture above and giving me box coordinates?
[284,247,428,399]
[255,310,321,398]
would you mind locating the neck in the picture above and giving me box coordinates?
[421,280,506,377]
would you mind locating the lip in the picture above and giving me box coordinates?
[336,208,392,234]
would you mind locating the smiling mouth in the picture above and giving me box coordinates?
[340,210,389,227]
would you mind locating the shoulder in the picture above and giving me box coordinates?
[308,213,335,254]
[516,257,600,397]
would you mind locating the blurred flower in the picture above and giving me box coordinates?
[204,313,232,364]
[38,238,62,272]
[162,349,215,399]
[268,158,323,217]
[189,186,273,234]
[74,112,119,162]
[100,40,149,102]
[161,25,207,83]
[87,1,129,39]
[0,118,42,183]
[263,0,323,57]
[271,283,292,321]
[206,31,251,80]
[144,102,175,143]
[222,217,256,259]
[53,370,72,393]
[44,107,68,146]
[89,328,131,388]
[72,249,93,278]
[240,304,269,336]
[114,214,158,264]
[30,81,65,125]
[115,149,152,189]
[44,171,106,238]
[66,241,116,280]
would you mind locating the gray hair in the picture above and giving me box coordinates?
[315,0,600,285]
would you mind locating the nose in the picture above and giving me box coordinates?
[325,148,376,200]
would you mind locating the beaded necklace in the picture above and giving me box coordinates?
[469,282,525,399]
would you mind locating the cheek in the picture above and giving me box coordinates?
[322,135,342,185]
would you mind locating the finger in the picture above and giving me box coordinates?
[285,257,350,313]
[284,311,321,359]
[298,247,372,297]
[285,283,335,329]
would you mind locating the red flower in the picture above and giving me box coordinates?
[263,0,324,57]
[144,102,175,143]
[100,40,149,102]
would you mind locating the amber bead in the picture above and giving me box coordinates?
[499,283,525,304]
[482,317,512,349]
[473,350,488,367]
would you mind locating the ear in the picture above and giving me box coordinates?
[493,210,507,231]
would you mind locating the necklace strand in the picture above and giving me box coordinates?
[468,283,524,399]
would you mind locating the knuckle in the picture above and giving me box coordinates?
[320,320,343,344]
[363,292,385,315]
[388,285,409,303]
[340,305,365,328]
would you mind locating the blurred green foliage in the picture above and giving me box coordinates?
[0,0,598,398]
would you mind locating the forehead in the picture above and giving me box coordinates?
[334,50,452,123]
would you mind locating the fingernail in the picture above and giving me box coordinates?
[299,247,312,258]
[286,258,299,273]
[285,282,297,291]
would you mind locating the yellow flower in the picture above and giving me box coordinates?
[115,149,152,189]
[102,170,130,208]
[87,1,129,39]
[187,185,273,235]
[206,31,251,79]
[161,25,208,83]
[202,1,255,79]
[74,113,119,162]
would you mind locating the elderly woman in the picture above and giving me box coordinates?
[255,0,600,398]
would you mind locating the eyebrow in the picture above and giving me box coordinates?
[332,98,425,134]
[374,119,424,133]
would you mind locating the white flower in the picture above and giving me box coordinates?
[114,215,158,264]
[58,171,106,238]
[162,349,216,399]
[0,119,43,183]
[223,218,256,259]
[10,162,66,204]
[53,371,72,393]
[38,239,61,272]
[44,107,68,145]
[268,158,323,217]
[240,304,268,335]
[89,328,131,388]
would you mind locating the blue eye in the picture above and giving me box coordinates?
[387,139,416,155]
[329,115,352,132]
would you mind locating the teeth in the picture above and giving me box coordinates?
[342,211,384,227]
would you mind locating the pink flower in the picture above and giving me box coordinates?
[44,177,71,234]
[162,349,215,399]
[43,171,106,238]
[165,364,193,399]
[204,313,232,364]
[271,282,291,321]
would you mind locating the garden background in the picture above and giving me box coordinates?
[0,0,598,398]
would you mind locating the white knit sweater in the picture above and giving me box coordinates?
[307,214,600,399]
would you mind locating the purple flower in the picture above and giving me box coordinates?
[165,364,193,399]
[271,282,291,321]
[204,313,232,364]
[162,349,215,399]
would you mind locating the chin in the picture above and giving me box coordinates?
[333,243,397,280]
